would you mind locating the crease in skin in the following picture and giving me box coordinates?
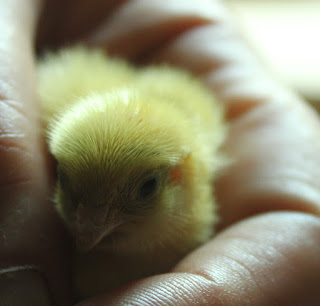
[0,101,34,174]
[217,250,266,299]
[204,66,271,119]
[0,133,25,139]
[0,101,34,185]
[0,76,18,102]
[205,66,272,100]
[0,145,36,189]
[0,130,26,142]
[91,0,227,40]
[170,271,220,290]
[0,99,29,129]
[150,24,275,120]
[176,253,255,292]
[133,20,213,64]
[242,181,320,213]
[87,0,227,59]
[90,19,212,61]
[152,24,262,74]
[217,171,320,222]
[149,24,234,70]
[0,144,32,159]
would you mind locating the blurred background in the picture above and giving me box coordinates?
[226,0,320,104]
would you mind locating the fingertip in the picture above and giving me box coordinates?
[174,212,320,305]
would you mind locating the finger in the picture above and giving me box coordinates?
[86,0,227,60]
[36,0,127,50]
[154,20,320,227]
[85,0,320,227]
[0,0,71,304]
[77,212,320,305]
[215,93,320,228]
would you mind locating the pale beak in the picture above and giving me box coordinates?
[75,222,122,251]
[75,203,122,251]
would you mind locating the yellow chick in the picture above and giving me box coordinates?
[38,47,226,300]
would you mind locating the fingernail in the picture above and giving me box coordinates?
[0,265,53,306]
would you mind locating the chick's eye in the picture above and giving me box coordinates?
[138,177,159,200]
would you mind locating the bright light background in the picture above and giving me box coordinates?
[227,0,320,102]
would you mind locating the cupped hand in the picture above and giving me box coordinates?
[1,0,320,305]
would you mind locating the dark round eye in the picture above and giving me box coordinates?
[138,177,159,200]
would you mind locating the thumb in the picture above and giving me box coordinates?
[0,0,71,304]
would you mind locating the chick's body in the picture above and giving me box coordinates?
[38,47,225,299]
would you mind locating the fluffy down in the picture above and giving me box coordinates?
[38,46,226,300]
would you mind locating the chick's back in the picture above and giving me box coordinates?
[38,47,134,122]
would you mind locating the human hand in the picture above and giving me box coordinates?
[1,0,320,305]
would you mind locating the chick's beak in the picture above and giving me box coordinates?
[74,204,122,251]
[75,222,121,251]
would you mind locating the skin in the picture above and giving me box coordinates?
[1,0,320,305]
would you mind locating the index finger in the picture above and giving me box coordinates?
[151,16,320,227]
[73,0,320,228]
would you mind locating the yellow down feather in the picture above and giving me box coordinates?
[38,46,226,300]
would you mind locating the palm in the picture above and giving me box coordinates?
[1,0,320,305]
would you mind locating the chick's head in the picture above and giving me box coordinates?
[49,89,192,252]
